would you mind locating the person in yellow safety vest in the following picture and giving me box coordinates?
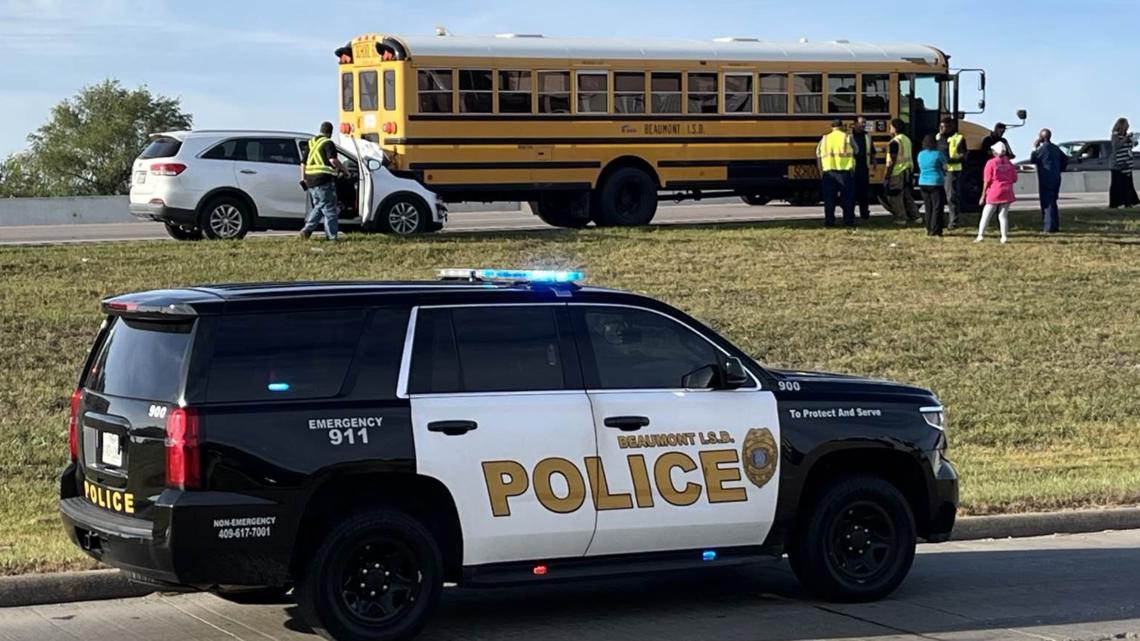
[883,118,919,223]
[850,116,877,220]
[937,118,968,229]
[299,121,348,241]
[815,118,857,227]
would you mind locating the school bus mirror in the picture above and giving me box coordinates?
[977,99,986,111]
[1016,109,1028,121]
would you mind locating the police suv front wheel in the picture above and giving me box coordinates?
[296,509,443,641]
[787,474,916,602]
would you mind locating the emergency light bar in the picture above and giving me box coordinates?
[438,268,585,284]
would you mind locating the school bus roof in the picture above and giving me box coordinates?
[355,33,945,66]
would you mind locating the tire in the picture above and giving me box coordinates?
[378,195,430,236]
[212,586,292,605]
[592,167,658,226]
[787,191,821,207]
[740,194,771,206]
[199,195,252,240]
[296,509,444,641]
[787,474,916,603]
[163,221,202,241]
[531,198,589,229]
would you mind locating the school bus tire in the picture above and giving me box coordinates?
[592,167,659,227]
[530,199,590,229]
[740,194,772,206]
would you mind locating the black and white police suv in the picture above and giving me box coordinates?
[61,269,957,641]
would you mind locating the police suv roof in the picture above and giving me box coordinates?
[101,279,659,317]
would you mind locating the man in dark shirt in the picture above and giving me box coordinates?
[850,117,876,220]
[981,122,1015,160]
[1031,128,1068,233]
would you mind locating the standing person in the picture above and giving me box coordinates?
[936,118,967,229]
[883,118,918,223]
[1109,117,1140,209]
[300,121,347,241]
[976,142,1019,244]
[980,123,1015,160]
[917,135,948,236]
[1030,128,1067,233]
[850,116,876,220]
[816,118,857,227]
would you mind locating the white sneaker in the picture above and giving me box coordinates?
[1000,237,1008,244]
[974,237,984,243]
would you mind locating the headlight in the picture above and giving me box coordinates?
[920,406,945,431]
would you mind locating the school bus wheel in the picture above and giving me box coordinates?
[740,194,772,206]
[592,166,659,227]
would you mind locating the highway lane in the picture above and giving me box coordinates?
[1,529,1138,640]
[0,193,1109,245]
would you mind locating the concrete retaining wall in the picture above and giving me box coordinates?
[1012,170,1126,196]
[0,196,518,227]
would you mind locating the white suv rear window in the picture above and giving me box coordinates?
[139,137,183,159]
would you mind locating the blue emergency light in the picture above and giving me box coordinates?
[267,382,290,392]
[438,268,585,284]
[702,550,718,562]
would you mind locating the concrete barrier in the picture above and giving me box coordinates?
[0,196,518,227]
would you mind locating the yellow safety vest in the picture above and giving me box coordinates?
[888,134,913,177]
[944,133,965,173]
[817,130,855,172]
[304,136,336,177]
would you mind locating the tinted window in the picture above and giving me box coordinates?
[578,307,722,390]
[828,74,856,114]
[139,137,182,160]
[459,70,493,113]
[383,70,396,111]
[418,69,453,113]
[409,307,567,394]
[353,308,412,399]
[342,72,354,111]
[206,310,366,402]
[88,317,193,402]
[201,138,299,164]
[360,70,379,111]
[794,74,823,114]
[862,74,890,114]
[499,71,532,114]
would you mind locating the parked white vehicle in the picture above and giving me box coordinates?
[128,130,445,240]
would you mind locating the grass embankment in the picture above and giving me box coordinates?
[2,208,1139,574]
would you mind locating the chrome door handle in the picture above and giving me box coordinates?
[239,169,257,175]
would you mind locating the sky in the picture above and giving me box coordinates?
[1,0,1137,158]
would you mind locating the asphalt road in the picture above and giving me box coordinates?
[2,529,1138,641]
[0,193,1109,245]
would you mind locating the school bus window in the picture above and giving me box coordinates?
[827,74,856,114]
[459,70,493,113]
[759,74,788,114]
[687,73,718,114]
[499,71,532,114]
[577,72,609,114]
[359,70,379,111]
[418,69,454,113]
[794,73,823,114]
[538,71,570,114]
[650,72,682,114]
[614,72,646,114]
[341,72,354,112]
[383,70,396,111]
[725,73,753,113]
[862,74,890,114]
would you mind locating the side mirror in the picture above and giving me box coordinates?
[977,99,986,111]
[724,357,750,388]
[978,74,986,92]
[681,365,720,390]
[1016,109,1028,121]
[365,158,382,172]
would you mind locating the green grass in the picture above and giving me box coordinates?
[2,207,1139,575]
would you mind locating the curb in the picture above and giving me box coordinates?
[4,507,1140,608]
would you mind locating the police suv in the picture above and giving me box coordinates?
[61,269,957,641]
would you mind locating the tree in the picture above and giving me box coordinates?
[0,80,192,197]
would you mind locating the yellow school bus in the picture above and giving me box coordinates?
[335,32,996,227]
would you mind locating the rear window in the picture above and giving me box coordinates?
[87,317,194,402]
[206,310,367,403]
[139,137,183,160]
[360,71,379,111]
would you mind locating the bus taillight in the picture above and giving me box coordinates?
[382,122,398,134]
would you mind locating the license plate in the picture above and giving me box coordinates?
[100,432,122,467]
[134,171,146,185]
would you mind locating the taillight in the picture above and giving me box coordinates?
[68,389,82,460]
[150,163,187,176]
[165,407,200,489]
[382,122,398,134]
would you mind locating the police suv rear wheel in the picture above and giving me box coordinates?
[788,475,916,602]
[297,509,443,641]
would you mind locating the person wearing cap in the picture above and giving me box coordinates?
[976,141,1019,243]
[981,122,1015,160]
[850,117,877,220]
[300,121,348,241]
[816,118,857,227]
[883,118,918,223]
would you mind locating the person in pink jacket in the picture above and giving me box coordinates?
[976,141,1019,243]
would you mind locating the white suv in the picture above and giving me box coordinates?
[129,130,445,240]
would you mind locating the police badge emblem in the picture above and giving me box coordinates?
[741,428,778,489]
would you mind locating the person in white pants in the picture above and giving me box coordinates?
[977,142,1019,243]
